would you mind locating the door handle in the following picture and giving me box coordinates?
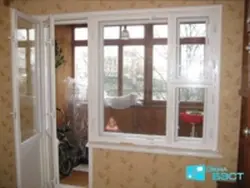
[243,127,250,137]
[245,44,250,53]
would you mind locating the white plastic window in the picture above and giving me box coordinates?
[88,6,221,152]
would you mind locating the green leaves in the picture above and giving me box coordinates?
[55,40,65,68]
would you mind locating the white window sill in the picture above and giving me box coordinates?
[58,184,86,188]
[87,141,223,158]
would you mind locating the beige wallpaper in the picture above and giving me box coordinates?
[0,0,244,188]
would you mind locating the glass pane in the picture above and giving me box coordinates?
[152,45,168,100]
[104,46,118,96]
[178,21,206,79]
[17,18,37,142]
[17,29,27,41]
[123,45,144,99]
[29,29,35,41]
[121,25,144,39]
[104,26,120,39]
[18,48,26,94]
[179,88,204,102]
[153,24,168,38]
[30,47,35,65]
[177,87,204,138]
[74,27,88,40]
[102,24,166,136]
[178,44,205,79]
[18,48,26,69]
[74,46,88,93]
[71,45,89,150]
[180,21,206,37]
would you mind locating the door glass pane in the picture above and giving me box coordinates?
[177,87,205,138]
[74,46,88,87]
[18,47,26,94]
[17,18,37,142]
[17,29,27,41]
[71,28,89,176]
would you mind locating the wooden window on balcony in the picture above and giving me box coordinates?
[72,23,205,106]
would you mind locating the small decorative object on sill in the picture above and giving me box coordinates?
[180,110,203,137]
[105,117,120,132]
[55,40,65,69]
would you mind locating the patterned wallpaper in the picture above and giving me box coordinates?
[0,0,244,188]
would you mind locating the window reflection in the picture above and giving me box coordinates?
[18,48,27,94]
[17,18,37,142]
[74,46,88,89]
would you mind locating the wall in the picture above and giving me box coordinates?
[55,25,73,115]
[0,0,244,188]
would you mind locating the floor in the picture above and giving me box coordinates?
[60,164,89,187]
[60,184,87,188]
[74,164,88,172]
[61,171,88,187]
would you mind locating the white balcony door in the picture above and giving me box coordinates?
[11,9,58,188]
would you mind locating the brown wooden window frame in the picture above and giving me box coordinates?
[72,23,205,107]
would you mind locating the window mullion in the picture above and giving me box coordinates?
[118,44,123,96]
[166,14,177,143]
[202,86,215,148]
[72,26,75,78]
[144,24,153,104]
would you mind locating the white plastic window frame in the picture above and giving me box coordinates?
[88,5,222,154]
